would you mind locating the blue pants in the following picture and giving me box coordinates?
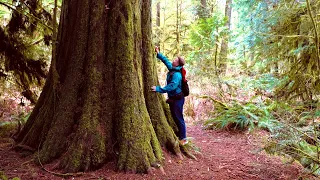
[169,97,186,140]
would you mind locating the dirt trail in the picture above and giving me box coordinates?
[0,124,312,180]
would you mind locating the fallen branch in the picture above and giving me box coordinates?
[199,95,228,110]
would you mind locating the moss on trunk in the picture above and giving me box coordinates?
[16,0,181,173]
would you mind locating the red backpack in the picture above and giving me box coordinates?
[169,67,190,97]
[181,67,189,97]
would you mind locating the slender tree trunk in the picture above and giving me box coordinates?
[161,0,167,54]
[243,44,246,59]
[199,0,208,18]
[16,0,180,173]
[155,1,161,47]
[176,0,180,55]
[219,0,232,74]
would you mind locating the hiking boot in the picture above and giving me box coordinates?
[180,139,188,145]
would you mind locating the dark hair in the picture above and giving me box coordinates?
[177,56,185,66]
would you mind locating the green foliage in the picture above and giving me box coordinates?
[257,99,320,176]
[188,13,228,78]
[0,112,30,138]
[204,86,320,176]
[152,0,194,57]
[0,171,20,180]
[265,121,320,176]
[0,122,17,138]
[204,96,279,132]
[189,14,225,51]
[0,171,8,180]
[0,1,10,20]
[0,0,61,103]
[233,0,320,101]
[150,0,320,177]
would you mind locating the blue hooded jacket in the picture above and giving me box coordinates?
[156,53,183,97]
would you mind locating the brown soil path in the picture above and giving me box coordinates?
[0,124,312,180]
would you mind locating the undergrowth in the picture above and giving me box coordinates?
[203,96,279,132]
[264,106,320,176]
[203,74,320,176]
[205,96,320,176]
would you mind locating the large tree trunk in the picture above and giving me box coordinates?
[16,0,181,173]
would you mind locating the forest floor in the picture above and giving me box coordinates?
[0,122,317,180]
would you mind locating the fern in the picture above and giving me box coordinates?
[265,128,320,176]
[263,105,320,176]
[204,97,278,132]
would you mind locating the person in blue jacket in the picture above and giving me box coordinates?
[151,46,188,145]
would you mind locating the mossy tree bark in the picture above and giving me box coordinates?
[16,0,181,173]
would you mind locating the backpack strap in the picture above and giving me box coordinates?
[168,66,184,82]
[181,67,187,82]
[168,71,176,82]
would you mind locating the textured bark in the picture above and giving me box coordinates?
[16,0,181,173]
[176,0,180,55]
[155,1,160,47]
[219,0,232,74]
[198,0,209,18]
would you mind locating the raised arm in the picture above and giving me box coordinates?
[154,46,174,70]
[157,53,173,70]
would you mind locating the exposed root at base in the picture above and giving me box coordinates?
[41,166,84,178]
[13,144,36,152]
[159,166,166,175]
[180,143,198,161]
[37,156,84,178]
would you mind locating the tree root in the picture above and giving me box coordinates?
[150,162,166,175]
[13,144,36,152]
[40,166,84,178]
[179,141,199,161]
[159,166,166,175]
[37,153,84,178]
[180,145,198,160]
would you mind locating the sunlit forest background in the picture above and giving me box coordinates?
[1,0,320,176]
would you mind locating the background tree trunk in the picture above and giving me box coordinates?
[176,0,181,55]
[16,0,181,173]
[198,0,208,18]
[155,1,161,47]
[219,0,232,74]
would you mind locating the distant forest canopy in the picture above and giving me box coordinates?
[0,0,62,103]
[154,0,319,101]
